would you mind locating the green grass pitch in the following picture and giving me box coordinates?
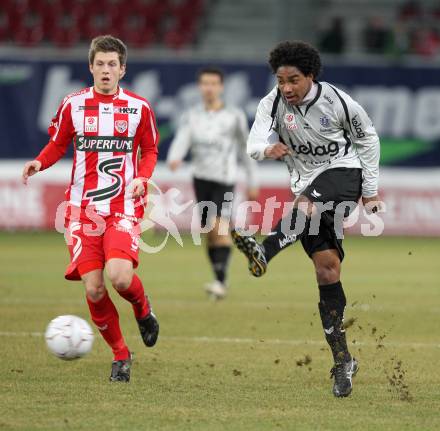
[1,231,439,430]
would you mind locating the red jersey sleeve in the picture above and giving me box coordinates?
[136,104,159,179]
[36,100,75,170]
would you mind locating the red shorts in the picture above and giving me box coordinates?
[64,207,141,281]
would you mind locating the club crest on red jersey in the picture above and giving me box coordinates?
[115,120,128,134]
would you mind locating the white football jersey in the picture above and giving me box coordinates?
[248,82,380,197]
[167,104,258,187]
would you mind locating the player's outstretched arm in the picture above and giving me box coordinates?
[235,109,259,198]
[24,98,75,185]
[22,160,42,185]
[167,111,191,172]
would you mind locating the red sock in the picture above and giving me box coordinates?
[86,290,130,361]
[117,274,150,320]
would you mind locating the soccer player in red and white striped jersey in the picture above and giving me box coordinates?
[22,35,160,382]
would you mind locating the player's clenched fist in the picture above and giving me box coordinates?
[264,142,292,160]
[129,177,147,198]
[362,195,383,214]
[22,160,42,185]
[168,160,182,171]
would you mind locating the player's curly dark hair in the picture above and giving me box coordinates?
[268,41,322,78]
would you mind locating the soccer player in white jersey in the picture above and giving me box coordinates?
[167,67,258,299]
[231,41,382,397]
[22,35,160,382]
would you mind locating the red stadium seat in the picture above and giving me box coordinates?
[27,0,47,10]
[160,0,205,49]
[12,1,45,46]
[132,0,169,33]
[117,10,157,48]
[52,25,81,48]
[59,0,78,10]
[82,12,115,40]
[0,0,14,14]
[7,0,26,35]
[45,0,84,44]
[163,24,196,49]
[122,27,156,48]
[14,24,44,47]
[2,0,205,48]
[169,0,204,19]
[0,4,13,42]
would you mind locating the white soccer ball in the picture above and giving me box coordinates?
[45,315,94,360]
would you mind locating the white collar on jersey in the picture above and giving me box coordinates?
[299,82,318,106]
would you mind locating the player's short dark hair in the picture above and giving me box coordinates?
[89,35,127,66]
[268,41,322,78]
[197,66,224,83]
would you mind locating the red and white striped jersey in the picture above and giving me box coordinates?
[36,86,159,218]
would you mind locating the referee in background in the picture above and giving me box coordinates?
[167,67,258,299]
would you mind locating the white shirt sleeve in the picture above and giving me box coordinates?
[339,90,380,198]
[166,112,192,163]
[235,109,259,189]
[247,88,279,161]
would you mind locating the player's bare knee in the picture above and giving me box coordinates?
[209,231,231,247]
[85,282,106,302]
[315,262,340,285]
[109,271,133,291]
[82,270,105,302]
[312,250,341,285]
[105,260,133,291]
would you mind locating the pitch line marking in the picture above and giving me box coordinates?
[0,331,438,349]
[0,298,438,313]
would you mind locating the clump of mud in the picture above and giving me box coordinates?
[385,357,413,402]
[296,355,312,367]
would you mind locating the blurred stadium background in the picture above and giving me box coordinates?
[0,0,440,234]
